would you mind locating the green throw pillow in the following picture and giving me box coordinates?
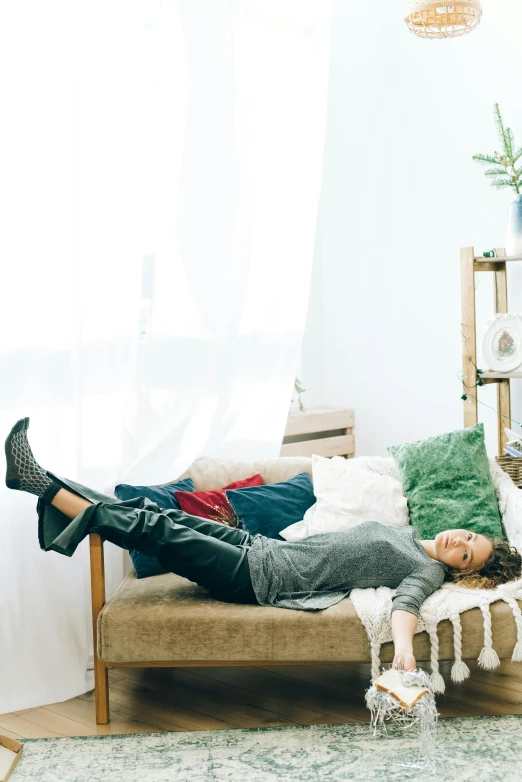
[387,423,504,541]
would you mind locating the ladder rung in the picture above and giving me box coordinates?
[474,255,522,262]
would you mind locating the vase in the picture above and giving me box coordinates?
[505,193,522,257]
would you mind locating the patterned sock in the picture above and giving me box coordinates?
[5,417,61,503]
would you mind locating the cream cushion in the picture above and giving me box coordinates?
[176,455,312,490]
[280,454,409,542]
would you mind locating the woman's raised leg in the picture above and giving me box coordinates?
[5,416,250,544]
[5,417,63,503]
[160,512,252,547]
[75,498,257,603]
[51,488,93,519]
[5,417,258,603]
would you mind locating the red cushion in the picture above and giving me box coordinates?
[175,474,264,527]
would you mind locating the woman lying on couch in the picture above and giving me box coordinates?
[6,417,522,674]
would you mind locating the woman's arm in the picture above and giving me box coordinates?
[391,609,418,672]
[390,565,445,672]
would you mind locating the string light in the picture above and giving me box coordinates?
[458,384,522,429]
[459,327,522,431]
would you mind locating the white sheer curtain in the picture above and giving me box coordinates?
[0,0,331,713]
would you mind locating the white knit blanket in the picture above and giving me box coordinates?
[348,456,522,693]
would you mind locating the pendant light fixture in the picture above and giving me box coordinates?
[405,1,482,39]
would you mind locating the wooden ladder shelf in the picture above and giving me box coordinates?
[461,246,522,455]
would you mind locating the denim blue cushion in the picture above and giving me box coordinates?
[226,472,315,540]
[114,477,196,578]
[114,477,196,508]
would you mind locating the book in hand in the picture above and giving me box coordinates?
[373,668,428,709]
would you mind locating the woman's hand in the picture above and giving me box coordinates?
[392,648,416,672]
[391,610,418,672]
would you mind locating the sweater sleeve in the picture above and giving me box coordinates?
[391,565,445,617]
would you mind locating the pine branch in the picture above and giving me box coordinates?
[484,167,510,178]
[472,153,501,165]
[473,104,520,192]
[490,178,514,189]
[494,103,511,157]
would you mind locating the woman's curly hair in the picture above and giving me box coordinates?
[446,537,522,589]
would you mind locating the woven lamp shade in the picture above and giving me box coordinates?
[405,1,482,39]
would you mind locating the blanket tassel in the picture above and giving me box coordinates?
[506,597,522,663]
[427,621,445,694]
[450,613,470,684]
[370,640,381,683]
[477,601,500,670]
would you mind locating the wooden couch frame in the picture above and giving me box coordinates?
[90,533,340,724]
[90,534,110,724]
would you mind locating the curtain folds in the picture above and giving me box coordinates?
[0,0,331,713]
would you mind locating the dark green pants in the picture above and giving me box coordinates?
[37,474,259,605]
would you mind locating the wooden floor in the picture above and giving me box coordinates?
[2,660,522,739]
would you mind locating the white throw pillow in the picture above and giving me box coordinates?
[279,454,409,542]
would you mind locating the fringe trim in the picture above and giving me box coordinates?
[430,670,445,694]
[450,613,470,684]
[361,592,522,695]
[451,660,471,684]
[478,601,500,670]
[370,640,381,683]
[506,597,522,663]
[478,645,500,670]
[426,621,445,693]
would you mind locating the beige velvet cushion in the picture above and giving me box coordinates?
[176,456,312,490]
[98,570,520,664]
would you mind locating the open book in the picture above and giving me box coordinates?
[374,668,428,709]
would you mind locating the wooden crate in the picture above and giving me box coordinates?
[280,407,354,458]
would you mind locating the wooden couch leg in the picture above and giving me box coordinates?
[94,656,110,725]
[89,533,110,724]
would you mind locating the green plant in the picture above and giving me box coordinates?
[472,103,522,194]
[294,377,306,412]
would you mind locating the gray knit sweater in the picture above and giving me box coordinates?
[246,521,447,616]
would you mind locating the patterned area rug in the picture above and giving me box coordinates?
[11,716,522,782]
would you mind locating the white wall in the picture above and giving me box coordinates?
[300,0,522,457]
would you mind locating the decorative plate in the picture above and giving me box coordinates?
[482,313,522,372]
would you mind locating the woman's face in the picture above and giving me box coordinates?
[434,529,493,570]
